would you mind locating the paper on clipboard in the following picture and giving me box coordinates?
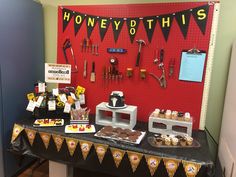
[179,51,206,82]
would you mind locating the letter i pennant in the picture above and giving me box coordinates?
[182,160,201,177]
[79,140,93,160]
[65,138,79,156]
[110,148,125,168]
[127,151,143,172]
[163,158,180,177]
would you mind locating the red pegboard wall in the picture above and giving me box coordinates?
[57,2,214,129]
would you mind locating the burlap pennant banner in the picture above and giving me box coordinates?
[163,158,181,177]
[145,154,161,176]
[127,151,143,172]
[110,148,125,168]
[65,137,79,156]
[52,134,64,152]
[25,128,37,146]
[11,124,24,143]
[39,132,51,149]
[182,160,202,177]
[94,143,109,164]
[79,140,93,160]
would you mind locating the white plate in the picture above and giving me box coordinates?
[65,124,96,133]
[33,119,64,127]
[105,103,127,109]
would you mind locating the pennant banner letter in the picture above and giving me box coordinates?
[11,124,24,143]
[175,10,191,39]
[163,158,181,177]
[79,140,93,160]
[192,5,209,35]
[127,151,143,172]
[25,128,37,146]
[182,161,202,177]
[94,143,109,164]
[52,134,64,152]
[145,154,161,176]
[126,18,140,43]
[98,17,111,41]
[39,132,51,149]
[110,148,125,168]
[143,16,158,43]
[74,12,86,36]
[86,15,98,38]
[65,137,79,156]
[62,8,74,32]
[111,18,125,43]
[158,14,174,41]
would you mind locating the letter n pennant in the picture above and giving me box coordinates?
[143,16,157,43]
[163,158,181,177]
[110,147,125,168]
[157,14,174,41]
[191,5,209,35]
[127,151,143,172]
[62,8,74,32]
[111,18,125,43]
[94,143,108,164]
[175,10,191,39]
[145,154,161,176]
[86,15,98,38]
[182,160,202,177]
[79,140,93,160]
[65,137,79,156]
[74,12,85,36]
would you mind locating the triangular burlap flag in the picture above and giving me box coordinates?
[39,132,51,149]
[52,134,64,152]
[182,161,201,177]
[11,124,24,143]
[163,158,181,177]
[25,128,37,146]
[65,137,79,156]
[145,154,161,176]
[110,148,125,168]
[79,140,93,160]
[94,143,108,164]
[127,151,143,172]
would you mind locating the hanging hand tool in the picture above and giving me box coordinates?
[153,49,158,64]
[90,61,96,82]
[135,39,146,67]
[149,49,167,88]
[86,38,90,53]
[83,59,87,78]
[168,58,175,78]
[95,44,99,56]
[83,38,87,53]
[62,38,78,72]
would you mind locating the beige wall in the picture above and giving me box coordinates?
[39,0,236,155]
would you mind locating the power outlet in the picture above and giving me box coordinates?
[218,138,235,177]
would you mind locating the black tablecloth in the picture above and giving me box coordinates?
[10,117,214,177]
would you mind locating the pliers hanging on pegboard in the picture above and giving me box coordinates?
[149,49,167,88]
[63,38,78,73]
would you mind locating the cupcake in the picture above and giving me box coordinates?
[171,111,178,120]
[177,112,184,121]
[165,110,172,119]
[153,109,160,117]
[171,137,179,146]
[184,135,193,146]
[164,137,171,146]
[179,138,187,146]
[154,137,163,146]
[159,109,166,118]
[184,112,191,122]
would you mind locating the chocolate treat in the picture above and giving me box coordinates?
[119,133,128,139]
[179,138,187,146]
[159,109,166,118]
[177,112,184,121]
[155,138,163,146]
[114,127,123,133]
[103,126,113,131]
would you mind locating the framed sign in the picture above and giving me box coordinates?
[45,63,71,84]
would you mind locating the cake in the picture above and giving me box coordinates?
[171,137,179,146]
[108,91,125,108]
